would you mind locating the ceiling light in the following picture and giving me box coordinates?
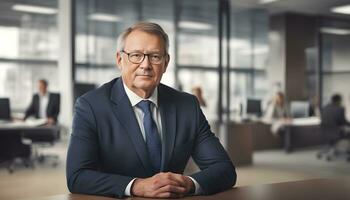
[320,27,350,35]
[331,4,350,15]
[89,13,121,22]
[259,0,279,4]
[12,4,57,15]
[178,21,212,30]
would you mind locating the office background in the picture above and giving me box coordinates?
[1,0,350,199]
[1,0,350,126]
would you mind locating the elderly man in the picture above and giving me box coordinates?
[66,22,236,198]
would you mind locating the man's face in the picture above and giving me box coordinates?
[38,81,47,95]
[116,30,169,96]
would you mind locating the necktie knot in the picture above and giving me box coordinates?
[137,100,152,114]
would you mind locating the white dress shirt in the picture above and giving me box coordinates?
[39,93,49,119]
[122,83,202,196]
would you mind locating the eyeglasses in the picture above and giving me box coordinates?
[120,50,166,64]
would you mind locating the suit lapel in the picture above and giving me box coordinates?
[110,78,153,176]
[34,95,40,118]
[158,85,176,172]
[47,93,52,111]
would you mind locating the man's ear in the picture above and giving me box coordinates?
[163,54,170,73]
[116,51,122,70]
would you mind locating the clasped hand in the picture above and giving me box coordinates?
[131,172,195,198]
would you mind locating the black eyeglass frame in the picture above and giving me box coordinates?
[120,50,168,64]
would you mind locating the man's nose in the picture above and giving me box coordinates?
[139,55,151,69]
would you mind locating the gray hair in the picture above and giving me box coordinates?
[117,22,169,54]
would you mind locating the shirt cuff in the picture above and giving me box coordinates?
[188,176,203,195]
[124,178,136,196]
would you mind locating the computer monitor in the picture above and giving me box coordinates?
[290,101,309,118]
[0,98,11,120]
[246,99,262,117]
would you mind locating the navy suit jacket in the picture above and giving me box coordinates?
[24,93,60,122]
[321,103,350,128]
[66,78,236,198]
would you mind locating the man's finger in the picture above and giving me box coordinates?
[153,172,183,187]
[155,184,187,195]
[160,172,187,186]
[169,173,189,188]
[154,178,183,189]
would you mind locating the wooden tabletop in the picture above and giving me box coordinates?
[18,179,350,200]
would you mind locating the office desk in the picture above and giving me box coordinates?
[225,122,254,166]
[0,119,49,131]
[0,121,60,170]
[0,120,59,136]
[224,119,321,165]
[17,179,350,200]
[283,117,321,152]
[0,122,60,145]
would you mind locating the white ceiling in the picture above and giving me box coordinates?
[231,0,350,19]
[1,0,350,28]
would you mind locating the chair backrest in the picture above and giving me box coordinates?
[290,101,309,118]
[74,83,96,103]
[0,98,11,120]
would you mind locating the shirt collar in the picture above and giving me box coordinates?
[39,92,48,98]
[122,82,158,108]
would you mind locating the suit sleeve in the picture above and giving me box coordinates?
[189,97,237,195]
[66,97,133,198]
[24,95,35,120]
[49,93,60,121]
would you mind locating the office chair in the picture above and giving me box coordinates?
[23,126,61,167]
[0,98,11,121]
[0,98,34,173]
[0,133,32,173]
[316,126,350,162]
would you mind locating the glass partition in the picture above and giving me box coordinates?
[320,18,350,118]
[74,0,175,86]
[73,0,269,121]
[0,0,59,111]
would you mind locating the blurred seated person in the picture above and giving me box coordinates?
[24,79,60,125]
[191,86,207,107]
[264,91,290,120]
[263,91,291,135]
[321,94,350,140]
[308,96,321,117]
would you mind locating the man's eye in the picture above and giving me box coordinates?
[151,54,161,60]
[130,53,143,59]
